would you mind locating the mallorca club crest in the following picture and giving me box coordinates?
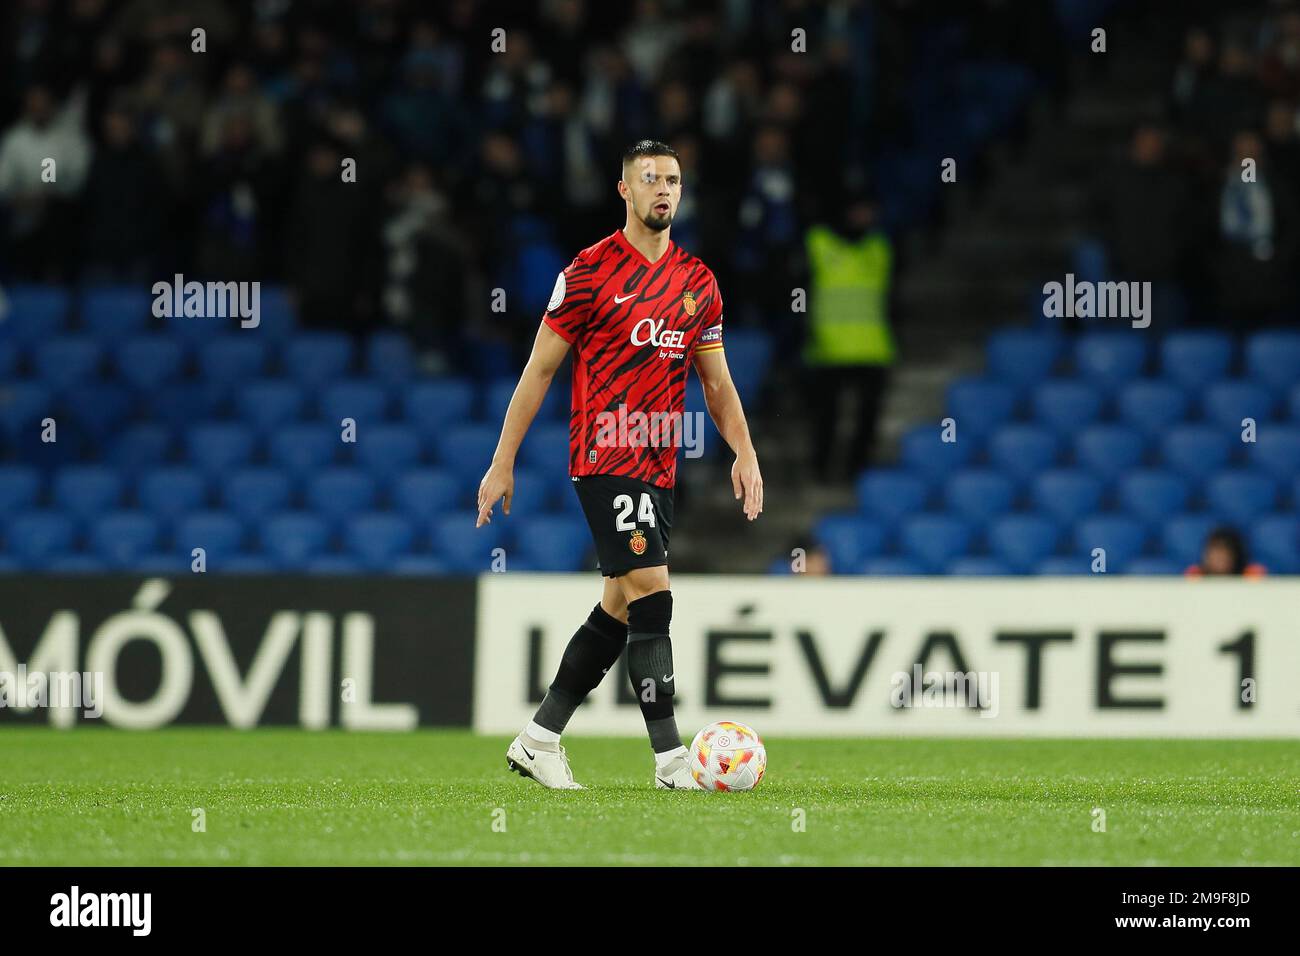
[628,529,648,555]
[682,290,697,316]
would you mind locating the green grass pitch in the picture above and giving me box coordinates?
[1,729,1296,866]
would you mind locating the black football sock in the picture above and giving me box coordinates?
[532,603,626,735]
[626,590,681,754]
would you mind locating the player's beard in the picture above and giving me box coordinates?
[640,200,673,232]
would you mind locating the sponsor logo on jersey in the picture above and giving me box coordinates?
[630,316,686,349]
[629,529,648,555]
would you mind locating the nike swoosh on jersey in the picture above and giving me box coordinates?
[613,293,637,303]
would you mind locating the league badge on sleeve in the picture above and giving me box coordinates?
[547,270,567,312]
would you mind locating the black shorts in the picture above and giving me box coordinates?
[572,474,674,577]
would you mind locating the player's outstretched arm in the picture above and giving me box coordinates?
[693,348,763,521]
[476,321,571,527]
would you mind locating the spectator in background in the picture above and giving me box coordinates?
[1214,129,1299,325]
[802,194,896,484]
[382,163,465,372]
[0,84,92,280]
[283,139,380,332]
[733,124,801,327]
[1186,527,1266,577]
[80,102,166,282]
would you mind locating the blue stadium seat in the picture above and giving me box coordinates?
[987,425,1059,484]
[1,285,69,342]
[403,379,477,437]
[0,340,16,378]
[344,513,415,568]
[237,380,306,433]
[1117,380,1190,437]
[306,469,377,521]
[320,380,389,429]
[222,468,293,523]
[1118,470,1191,524]
[1030,469,1103,525]
[137,467,208,521]
[1202,380,1275,430]
[1074,515,1147,571]
[305,555,363,574]
[942,469,1015,525]
[814,513,887,572]
[78,287,151,340]
[391,469,461,520]
[900,514,972,573]
[365,332,415,381]
[1245,426,1300,483]
[198,337,269,382]
[1205,470,1277,526]
[175,511,245,565]
[221,556,276,574]
[251,285,297,342]
[3,511,76,566]
[1073,332,1148,386]
[60,384,133,440]
[900,424,976,484]
[502,466,551,515]
[856,469,928,526]
[1161,426,1231,483]
[0,383,52,438]
[390,556,450,575]
[986,329,1063,390]
[110,424,173,471]
[513,515,593,571]
[261,512,331,567]
[1125,557,1182,575]
[45,555,106,573]
[91,511,160,568]
[988,513,1061,573]
[1162,514,1219,568]
[946,378,1016,438]
[1250,515,1300,573]
[1074,424,1144,483]
[283,332,353,385]
[1031,379,1102,436]
[1290,383,1300,422]
[141,383,228,432]
[518,423,571,476]
[1245,330,1300,392]
[1035,556,1094,575]
[353,424,422,478]
[1160,331,1232,388]
[34,337,103,389]
[0,466,40,512]
[186,422,256,475]
[431,511,507,572]
[721,328,773,399]
[52,466,123,520]
[861,556,926,576]
[268,424,339,477]
[431,425,498,482]
[946,557,1012,576]
[115,336,186,389]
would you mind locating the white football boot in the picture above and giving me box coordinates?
[654,747,701,790]
[506,733,583,790]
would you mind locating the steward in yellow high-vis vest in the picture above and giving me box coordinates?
[803,224,896,366]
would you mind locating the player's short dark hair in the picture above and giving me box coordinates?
[621,139,680,173]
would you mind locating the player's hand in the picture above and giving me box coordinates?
[476,461,514,527]
[731,449,763,521]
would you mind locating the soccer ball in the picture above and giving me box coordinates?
[689,720,766,791]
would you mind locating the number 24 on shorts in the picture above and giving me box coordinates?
[613,492,657,530]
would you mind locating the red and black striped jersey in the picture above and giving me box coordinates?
[543,228,724,489]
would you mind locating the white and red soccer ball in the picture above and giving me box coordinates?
[689,720,766,791]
